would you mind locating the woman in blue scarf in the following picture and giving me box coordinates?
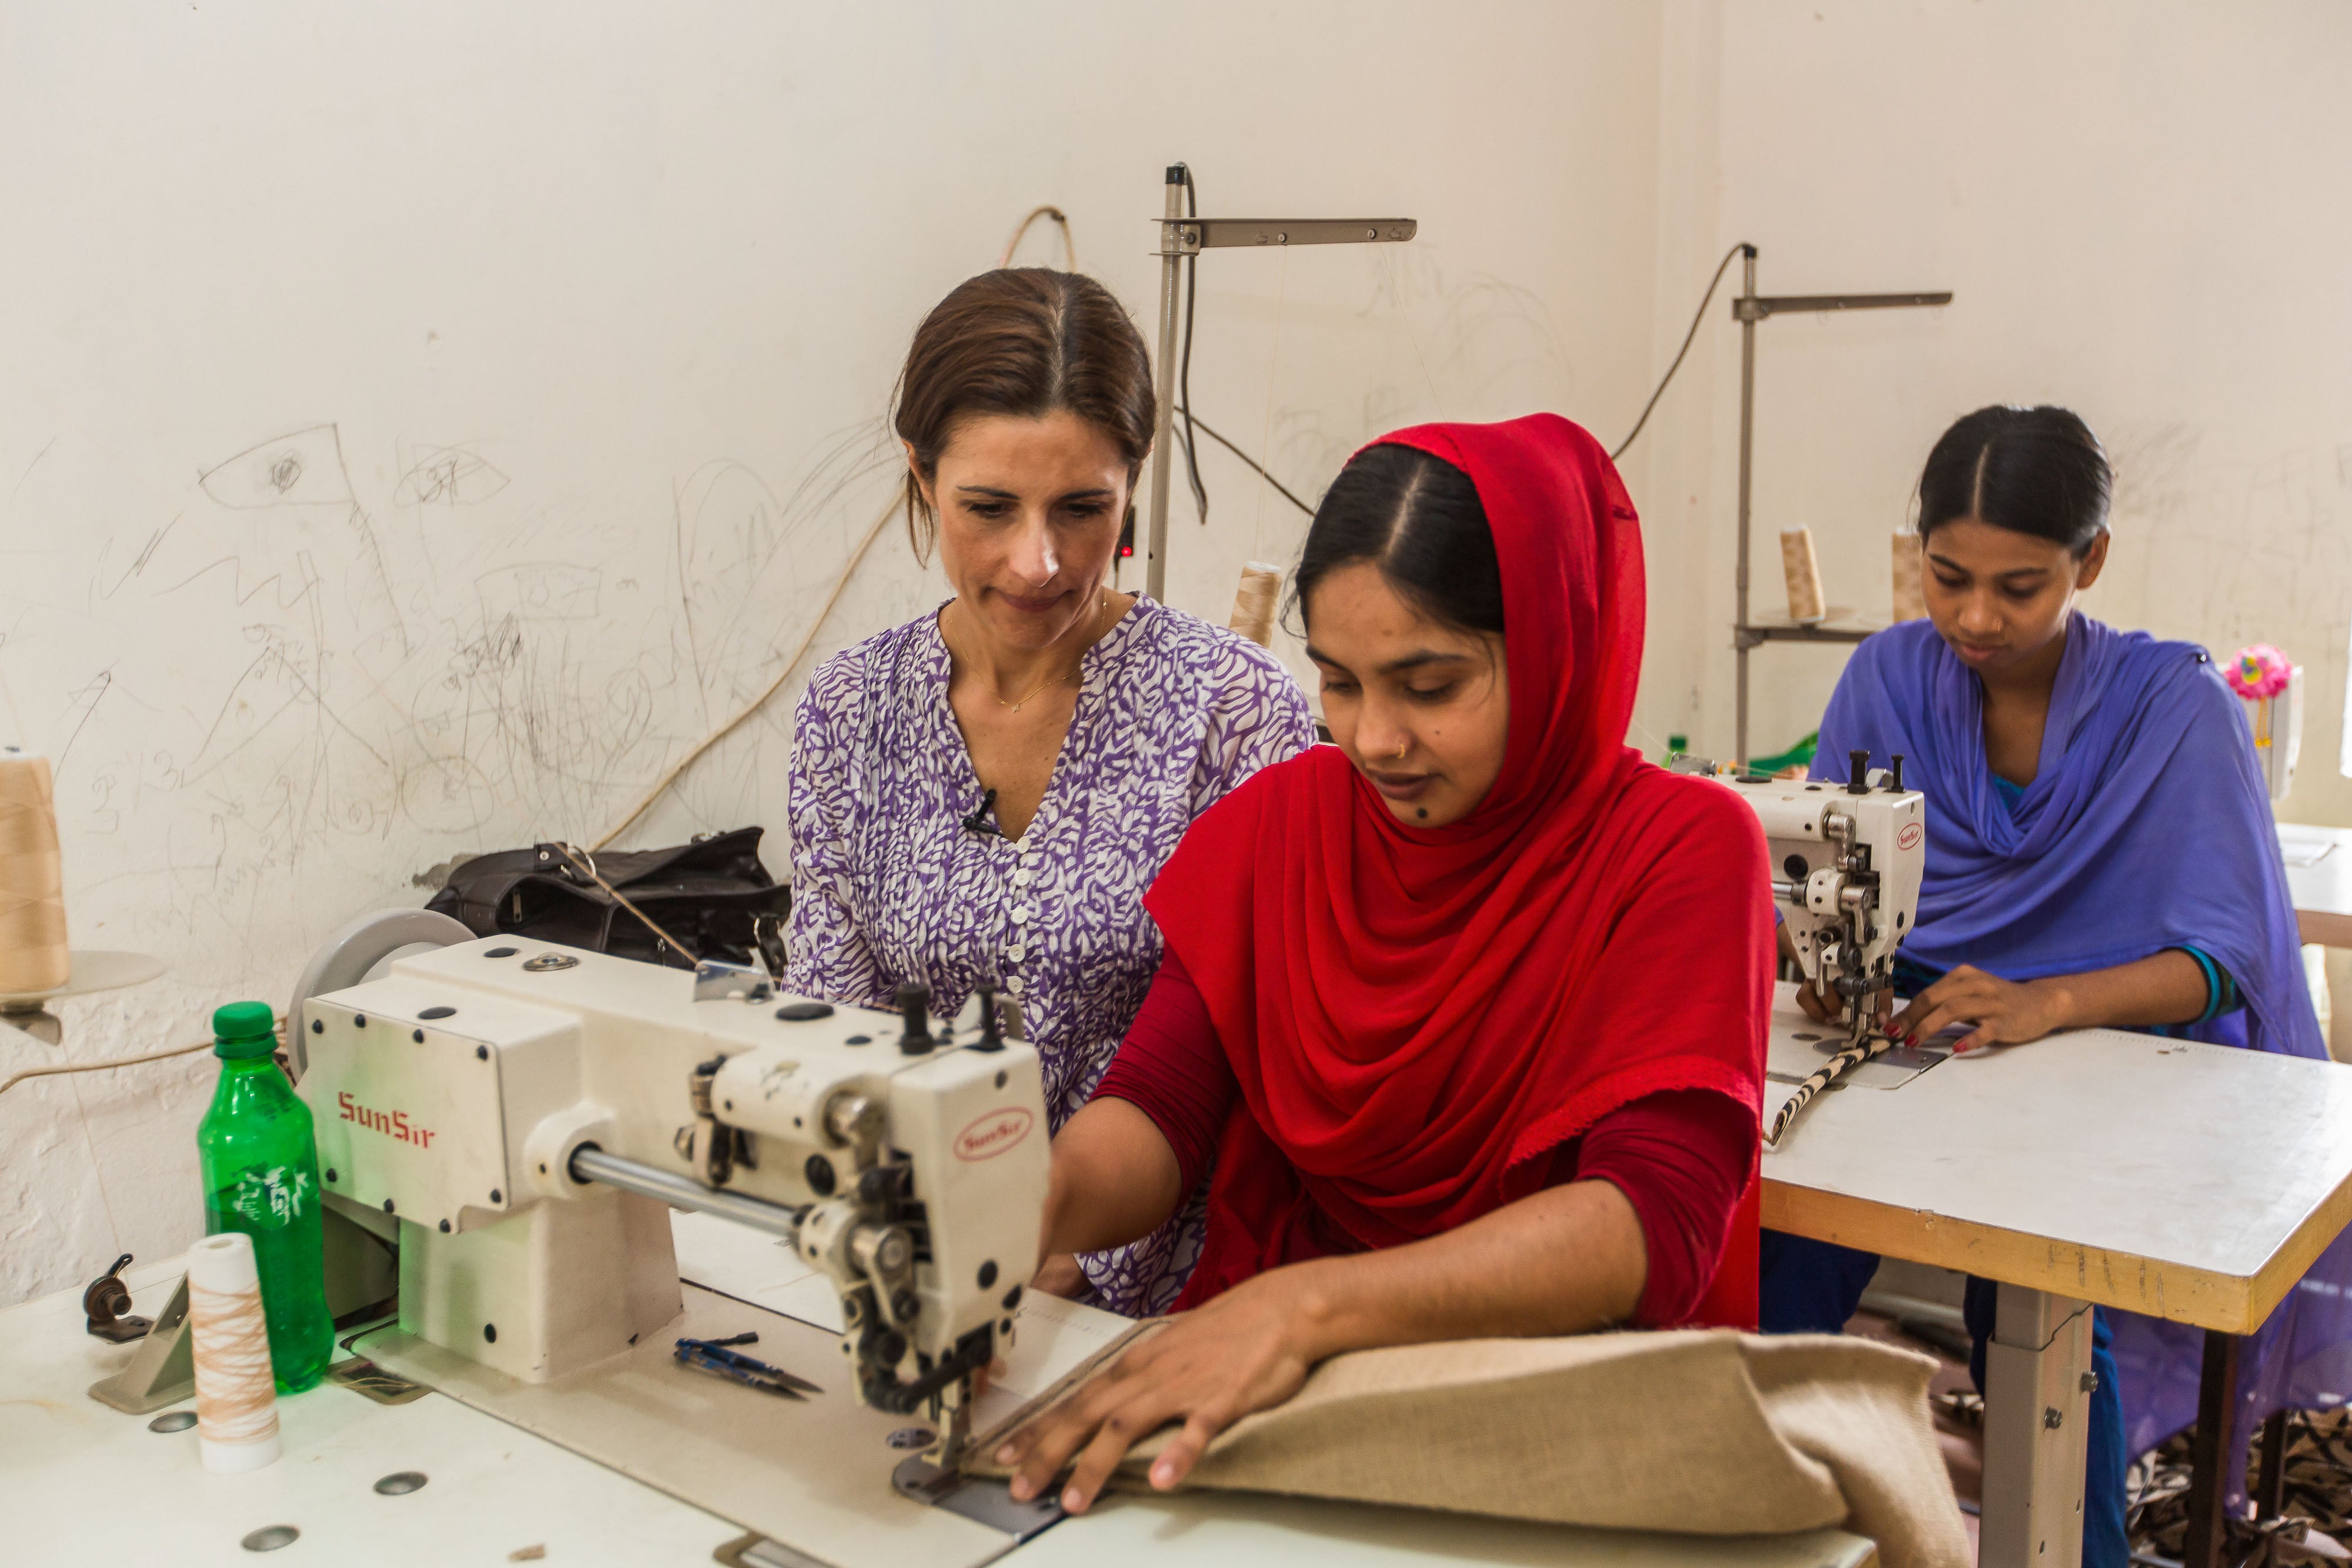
[1758,405,2347,1568]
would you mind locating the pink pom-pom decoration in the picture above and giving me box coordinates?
[2226,644,2293,700]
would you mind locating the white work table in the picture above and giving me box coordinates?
[2280,823,2352,948]
[1760,983,2352,1568]
[3,1235,1878,1568]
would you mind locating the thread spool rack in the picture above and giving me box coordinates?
[1728,247,1952,762]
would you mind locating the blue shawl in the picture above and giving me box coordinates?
[1816,612,2344,1474]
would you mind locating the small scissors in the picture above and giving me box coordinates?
[673,1332,824,1399]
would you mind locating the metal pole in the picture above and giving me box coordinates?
[569,1146,806,1240]
[1735,244,1758,765]
[1144,165,1185,603]
[2180,1330,2245,1568]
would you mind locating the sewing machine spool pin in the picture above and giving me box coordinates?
[896,982,934,1057]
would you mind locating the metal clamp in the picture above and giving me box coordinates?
[694,960,772,1003]
[83,1253,151,1342]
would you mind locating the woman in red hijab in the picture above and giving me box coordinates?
[998,414,1774,1512]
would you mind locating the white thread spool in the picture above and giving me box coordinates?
[0,748,68,994]
[1779,529,1827,625]
[1228,562,1281,648]
[187,1232,281,1473]
[1891,531,1926,622]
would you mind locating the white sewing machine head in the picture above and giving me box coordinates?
[1686,749,1925,1039]
[293,932,1046,1464]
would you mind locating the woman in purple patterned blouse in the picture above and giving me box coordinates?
[785,270,1314,1316]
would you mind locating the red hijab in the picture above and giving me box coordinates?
[1145,414,1770,1327]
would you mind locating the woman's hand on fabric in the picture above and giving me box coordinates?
[996,1270,1325,1514]
[1795,980,1895,1031]
[1029,1253,1088,1299]
[1887,965,2072,1053]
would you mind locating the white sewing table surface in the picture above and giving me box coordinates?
[2280,822,2352,948]
[2,1235,1877,1568]
[1759,982,2352,1330]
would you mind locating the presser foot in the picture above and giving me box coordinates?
[891,1457,1065,1540]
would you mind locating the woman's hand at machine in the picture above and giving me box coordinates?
[1883,950,2213,1054]
[1882,965,2070,1053]
[995,1265,1322,1511]
[1785,925,1896,1032]
[1010,1094,1651,1514]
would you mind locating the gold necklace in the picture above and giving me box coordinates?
[953,594,1110,714]
[997,666,1076,714]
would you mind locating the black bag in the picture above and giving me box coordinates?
[425,827,789,973]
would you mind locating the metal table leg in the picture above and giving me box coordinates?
[2254,1407,2290,1521]
[1981,1284,2096,1568]
[2181,1332,2245,1568]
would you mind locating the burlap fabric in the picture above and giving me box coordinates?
[970,1328,1966,1568]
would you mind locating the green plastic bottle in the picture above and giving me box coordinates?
[197,1001,334,1393]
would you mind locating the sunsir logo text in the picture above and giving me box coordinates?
[953,1107,1034,1162]
[1897,822,1925,851]
[339,1090,438,1149]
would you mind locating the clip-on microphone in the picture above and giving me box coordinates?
[960,788,1000,837]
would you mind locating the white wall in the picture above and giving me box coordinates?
[1638,0,2352,821]
[18,0,2341,1312]
[0,2,1670,1306]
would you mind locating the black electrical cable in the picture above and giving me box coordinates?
[1177,166,1210,523]
[1177,407,1314,517]
[1165,165,1312,524]
[1609,242,1751,462]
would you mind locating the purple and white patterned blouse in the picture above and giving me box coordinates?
[785,596,1314,1315]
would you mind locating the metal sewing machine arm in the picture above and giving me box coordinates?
[1680,748,1925,1039]
[293,931,1048,1471]
[1678,750,1927,1141]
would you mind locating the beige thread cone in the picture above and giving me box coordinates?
[188,1232,282,1473]
[0,750,69,994]
[1229,562,1281,648]
[1780,529,1827,624]
[1892,532,1926,622]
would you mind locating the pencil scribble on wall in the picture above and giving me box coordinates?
[198,424,355,509]
[19,417,913,955]
[395,446,510,507]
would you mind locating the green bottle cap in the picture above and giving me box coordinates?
[1668,733,1689,751]
[212,1000,279,1059]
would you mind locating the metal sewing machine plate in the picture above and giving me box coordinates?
[1766,1021,1950,1092]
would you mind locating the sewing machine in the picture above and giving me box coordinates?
[292,929,1047,1477]
[1688,749,1926,1045]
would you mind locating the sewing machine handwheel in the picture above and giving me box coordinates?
[286,907,476,1081]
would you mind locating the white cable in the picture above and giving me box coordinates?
[590,496,897,851]
[1000,206,1077,270]
[0,1017,285,1098]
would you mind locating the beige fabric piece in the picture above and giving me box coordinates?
[970,1329,1966,1568]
